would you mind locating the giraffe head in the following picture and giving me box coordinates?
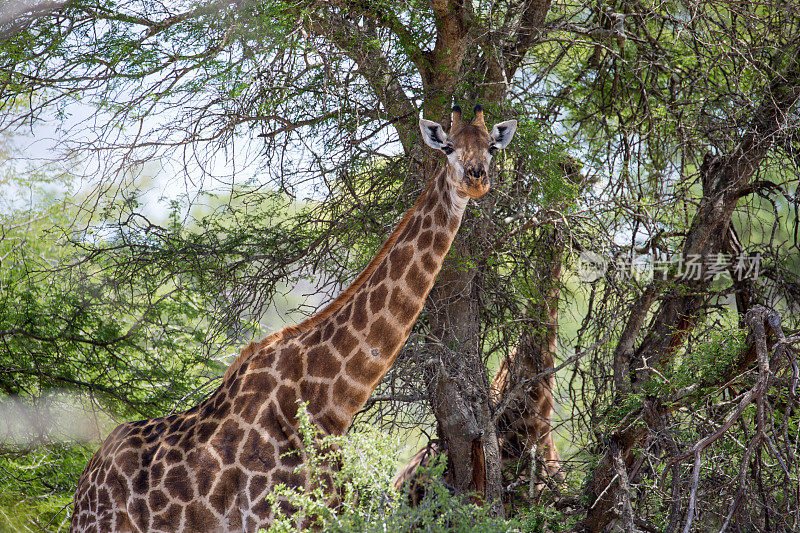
[419,104,518,199]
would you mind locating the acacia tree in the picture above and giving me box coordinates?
[1,0,570,512]
[2,0,800,529]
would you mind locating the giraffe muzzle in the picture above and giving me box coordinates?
[462,168,490,198]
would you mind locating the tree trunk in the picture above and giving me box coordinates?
[425,226,506,514]
[407,0,555,510]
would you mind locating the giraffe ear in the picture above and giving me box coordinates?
[419,119,448,151]
[489,120,518,150]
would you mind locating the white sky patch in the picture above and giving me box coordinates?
[0,0,68,27]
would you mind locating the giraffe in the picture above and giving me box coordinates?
[492,232,566,497]
[491,344,564,495]
[392,346,563,505]
[70,105,518,532]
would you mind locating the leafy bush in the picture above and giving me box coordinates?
[264,404,519,533]
[0,444,92,532]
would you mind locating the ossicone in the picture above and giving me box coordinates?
[472,104,486,130]
[451,105,464,133]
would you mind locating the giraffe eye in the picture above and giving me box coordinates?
[442,145,454,155]
[488,145,497,155]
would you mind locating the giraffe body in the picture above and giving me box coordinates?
[491,347,563,490]
[70,107,517,532]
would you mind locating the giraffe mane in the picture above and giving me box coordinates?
[222,176,437,382]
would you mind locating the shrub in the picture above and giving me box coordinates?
[264,404,517,532]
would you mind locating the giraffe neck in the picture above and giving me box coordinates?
[320,168,468,421]
[226,167,469,435]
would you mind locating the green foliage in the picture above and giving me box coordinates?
[513,505,580,533]
[606,318,749,425]
[0,195,223,418]
[677,321,748,387]
[0,445,91,532]
[0,169,230,530]
[265,404,519,533]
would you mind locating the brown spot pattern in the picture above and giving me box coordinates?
[209,467,246,514]
[406,263,429,297]
[275,385,299,422]
[353,292,368,330]
[240,431,276,472]
[389,287,417,324]
[115,450,139,477]
[152,504,182,530]
[432,232,450,255]
[244,371,277,394]
[307,346,340,379]
[186,501,218,531]
[418,230,433,249]
[421,252,438,273]
[211,420,244,465]
[275,346,302,381]
[300,380,330,414]
[389,246,413,280]
[331,327,358,358]
[148,490,168,512]
[369,284,388,313]
[164,465,193,502]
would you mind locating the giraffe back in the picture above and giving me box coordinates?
[70,343,310,531]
